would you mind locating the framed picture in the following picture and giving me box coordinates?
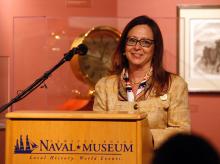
[177,5,220,92]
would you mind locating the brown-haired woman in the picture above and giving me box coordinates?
[93,15,190,148]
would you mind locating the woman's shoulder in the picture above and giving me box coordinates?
[169,73,188,90]
[96,75,118,86]
[170,73,187,84]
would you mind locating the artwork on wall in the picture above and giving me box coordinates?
[177,5,220,92]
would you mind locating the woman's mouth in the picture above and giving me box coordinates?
[131,53,142,58]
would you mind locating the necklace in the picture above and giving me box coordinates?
[129,67,153,85]
[130,80,142,85]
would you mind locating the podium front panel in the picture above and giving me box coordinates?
[5,111,152,164]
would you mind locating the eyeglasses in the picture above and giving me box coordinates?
[126,37,154,48]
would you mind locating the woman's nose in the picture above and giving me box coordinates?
[134,41,142,49]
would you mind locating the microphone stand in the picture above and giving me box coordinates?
[0,48,77,113]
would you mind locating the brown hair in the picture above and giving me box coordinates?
[112,15,171,95]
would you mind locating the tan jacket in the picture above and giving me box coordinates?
[93,74,190,148]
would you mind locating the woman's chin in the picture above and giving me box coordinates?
[130,59,145,65]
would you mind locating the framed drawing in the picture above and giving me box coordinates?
[177,5,220,92]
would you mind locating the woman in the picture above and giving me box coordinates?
[93,15,190,148]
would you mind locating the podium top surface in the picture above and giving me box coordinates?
[6,111,147,120]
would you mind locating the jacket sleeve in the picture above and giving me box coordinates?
[93,77,108,111]
[151,76,191,148]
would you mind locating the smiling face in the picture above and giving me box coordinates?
[125,24,154,70]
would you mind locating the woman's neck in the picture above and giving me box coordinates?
[128,65,151,84]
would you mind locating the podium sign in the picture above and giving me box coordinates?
[5,111,153,164]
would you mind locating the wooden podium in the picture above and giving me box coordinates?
[5,111,153,164]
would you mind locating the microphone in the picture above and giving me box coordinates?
[64,44,88,61]
[0,43,88,113]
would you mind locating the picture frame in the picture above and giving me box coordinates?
[177,5,220,92]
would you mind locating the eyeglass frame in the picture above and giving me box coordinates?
[126,37,154,48]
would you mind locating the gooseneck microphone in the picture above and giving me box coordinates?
[0,43,88,113]
[64,44,88,61]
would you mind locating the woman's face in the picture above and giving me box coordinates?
[125,24,154,69]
